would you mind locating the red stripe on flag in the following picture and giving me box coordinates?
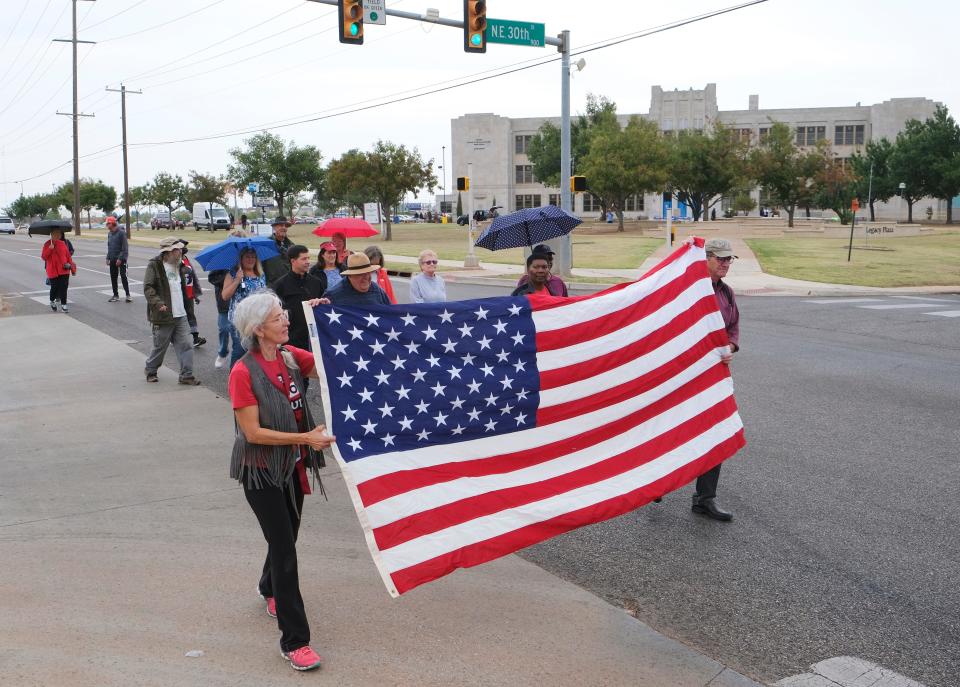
[536,261,707,352]
[372,398,740,551]
[388,428,745,595]
[539,294,720,390]
[537,331,729,426]
[356,362,731,506]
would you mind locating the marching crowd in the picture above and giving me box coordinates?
[37,215,740,673]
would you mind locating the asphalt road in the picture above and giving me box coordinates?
[2,234,957,686]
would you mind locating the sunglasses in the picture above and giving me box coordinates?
[421,260,438,265]
[709,254,734,263]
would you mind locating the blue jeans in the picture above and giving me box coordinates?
[217,312,230,358]
[229,325,246,368]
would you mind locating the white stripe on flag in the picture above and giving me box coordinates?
[346,349,723,484]
[364,378,735,529]
[538,312,724,408]
[536,278,716,372]
[378,413,744,573]
[531,245,702,333]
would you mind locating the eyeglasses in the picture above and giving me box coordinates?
[422,260,438,265]
[708,254,734,263]
[268,310,289,325]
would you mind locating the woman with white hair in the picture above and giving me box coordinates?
[409,248,446,303]
[227,289,335,672]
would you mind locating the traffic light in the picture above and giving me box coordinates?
[463,0,486,53]
[338,0,363,45]
[570,175,587,192]
[457,177,470,191]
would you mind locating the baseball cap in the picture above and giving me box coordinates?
[704,238,737,258]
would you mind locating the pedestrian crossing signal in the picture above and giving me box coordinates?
[338,0,364,44]
[457,177,470,191]
[571,176,587,192]
[463,0,486,53]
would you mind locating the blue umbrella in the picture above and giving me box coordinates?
[474,205,582,251]
[193,235,281,271]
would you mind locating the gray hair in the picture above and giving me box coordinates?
[418,248,438,264]
[232,289,281,351]
[363,245,385,269]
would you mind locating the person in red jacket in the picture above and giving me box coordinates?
[41,228,76,313]
[175,240,206,348]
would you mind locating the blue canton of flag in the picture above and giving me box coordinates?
[311,298,540,461]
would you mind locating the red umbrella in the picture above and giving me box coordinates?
[312,217,379,238]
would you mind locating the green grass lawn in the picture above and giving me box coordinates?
[746,233,960,287]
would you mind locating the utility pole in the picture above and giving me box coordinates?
[54,0,96,236]
[106,84,142,236]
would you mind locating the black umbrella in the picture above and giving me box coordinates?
[28,220,73,237]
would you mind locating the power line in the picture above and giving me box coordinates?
[80,0,149,31]
[0,0,33,52]
[0,0,66,93]
[97,0,230,44]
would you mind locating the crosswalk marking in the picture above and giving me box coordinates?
[926,310,960,318]
[859,303,940,310]
[804,298,883,304]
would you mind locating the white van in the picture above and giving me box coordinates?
[192,202,231,231]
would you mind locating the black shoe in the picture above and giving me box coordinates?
[178,376,201,386]
[692,497,732,522]
[192,335,206,348]
[652,497,662,503]
[145,372,158,383]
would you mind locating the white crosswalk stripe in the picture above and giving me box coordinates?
[859,303,941,310]
[804,296,960,321]
[804,298,883,304]
[926,310,960,318]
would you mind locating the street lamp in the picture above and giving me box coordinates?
[898,182,906,223]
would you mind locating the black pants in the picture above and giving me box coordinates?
[109,260,129,297]
[695,464,721,500]
[243,477,309,653]
[49,275,69,304]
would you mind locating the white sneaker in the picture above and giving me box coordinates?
[214,355,227,369]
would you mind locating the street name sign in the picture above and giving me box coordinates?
[363,0,386,25]
[486,18,545,48]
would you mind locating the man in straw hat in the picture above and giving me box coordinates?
[321,252,393,307]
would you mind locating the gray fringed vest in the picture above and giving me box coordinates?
[230,348,325,494]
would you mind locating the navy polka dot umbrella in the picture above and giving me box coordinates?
[474,205,582,251]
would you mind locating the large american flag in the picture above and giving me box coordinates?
[307,240,745,597]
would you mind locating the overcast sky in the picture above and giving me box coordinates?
[1,0,957,210]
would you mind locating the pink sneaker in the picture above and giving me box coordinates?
[264,596,276,618]
[281,645,323,671]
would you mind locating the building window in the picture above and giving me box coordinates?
[439,201,452,214]
[759,127,769,142]
[514,194,542,210]
[738,128,752,143]
[515,134,533,154]
[548,194,560,206]
[694,117,704,129]
[796,126,826,146]
[621,195,644,212]
[514,165,535,184]
[582,194,602,213]
[663,118,673,131]
[834,124,866,146]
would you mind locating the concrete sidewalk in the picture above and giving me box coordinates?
[0,314,763,687]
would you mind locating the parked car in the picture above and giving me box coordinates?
[0,216,16,234]
[151,212,173,230]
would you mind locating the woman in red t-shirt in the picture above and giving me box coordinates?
[227,290,334,672]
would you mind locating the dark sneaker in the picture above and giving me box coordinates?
[178,376,201,386]
[192,336,206,348]
[281,645,323,671]
[146,372,158,383]
[50,301,58,311]
[108,295,119,302]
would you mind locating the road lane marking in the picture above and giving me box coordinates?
[775,655,925,687]
[926,310,960,317]
[97,290,143,299]
[18,282,142,295]
[858,303,940,310]
[890,295,960,302]
[804,298,884,304]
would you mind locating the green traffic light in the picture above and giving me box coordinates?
[350,22,359,36]
[471,33,482,46]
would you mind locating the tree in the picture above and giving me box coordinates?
[327,141,436,240]
[528,94,619,187]
[668,122,749,222]
[456,192,463,217]
[579,116,669,231]
[814,157,859,224]
[147,172,185,216]
[850,138,896,221]
[889,118,933,223]
[732,192,757,216]
[7,193,58,222]
[916,105,960,224]
[228,132,324,217]
[57,178,117,227]
[749,122,828,227]
[182,170,227,212]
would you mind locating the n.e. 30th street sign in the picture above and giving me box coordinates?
[486,18,545,48]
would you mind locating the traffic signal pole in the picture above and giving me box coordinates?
[306,1,572,272]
